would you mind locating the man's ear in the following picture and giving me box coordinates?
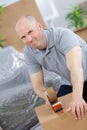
[38,22,43,30]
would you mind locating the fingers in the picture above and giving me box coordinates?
[72,105,78,119]
[66,107,71,112]
[75,105,83,120]
[66,102,87,120]
[76,102,87,119]
[79,103,85,119]
[66,105,78,119]
[45,97,52,108]
[83,103,87,113]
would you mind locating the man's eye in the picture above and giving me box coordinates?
[28,30,33,35]
[21,36,26,39]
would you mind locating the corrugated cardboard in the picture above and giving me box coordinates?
[35,93,87,130]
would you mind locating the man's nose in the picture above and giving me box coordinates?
[26,35,32,42]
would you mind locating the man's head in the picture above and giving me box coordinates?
[15,15,46,49]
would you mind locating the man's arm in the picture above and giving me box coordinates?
[66,46,87,119]
[30,70,51,106]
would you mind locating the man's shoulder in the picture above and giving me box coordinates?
[45,27,71,37]
[46,27,69,32]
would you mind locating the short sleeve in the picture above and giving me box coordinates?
[57,29,81,55]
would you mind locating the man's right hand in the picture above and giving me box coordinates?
[43,91,52,107]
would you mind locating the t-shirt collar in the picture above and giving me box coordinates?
[44,28,54,54]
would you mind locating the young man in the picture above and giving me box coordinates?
[15,15,87,120]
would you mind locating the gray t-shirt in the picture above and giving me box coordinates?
[24,27,87,85]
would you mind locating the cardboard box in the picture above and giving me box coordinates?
[35,93,87,130]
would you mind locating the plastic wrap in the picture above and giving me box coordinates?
[0,46,24,84]
[0,46,61,130]
[0,46,43,130]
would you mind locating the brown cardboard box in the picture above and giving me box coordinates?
[35,93,87,130]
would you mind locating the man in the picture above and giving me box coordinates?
[15,15,87,120]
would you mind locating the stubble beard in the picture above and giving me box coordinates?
[37,36,46,50]
[37,30,46,50]
[37,40,43,49]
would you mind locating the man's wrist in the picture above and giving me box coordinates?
[35,87,47,99]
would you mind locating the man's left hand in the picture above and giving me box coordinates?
[66,97,87,120]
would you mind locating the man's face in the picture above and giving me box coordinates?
[16,18,44,49]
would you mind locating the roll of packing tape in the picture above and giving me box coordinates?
[46,87,62,112]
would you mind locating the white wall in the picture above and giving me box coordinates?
[53,0,86,27]
[35,0,87,28]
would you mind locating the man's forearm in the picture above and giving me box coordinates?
[71,68,84,99]
[34,86,47,100]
